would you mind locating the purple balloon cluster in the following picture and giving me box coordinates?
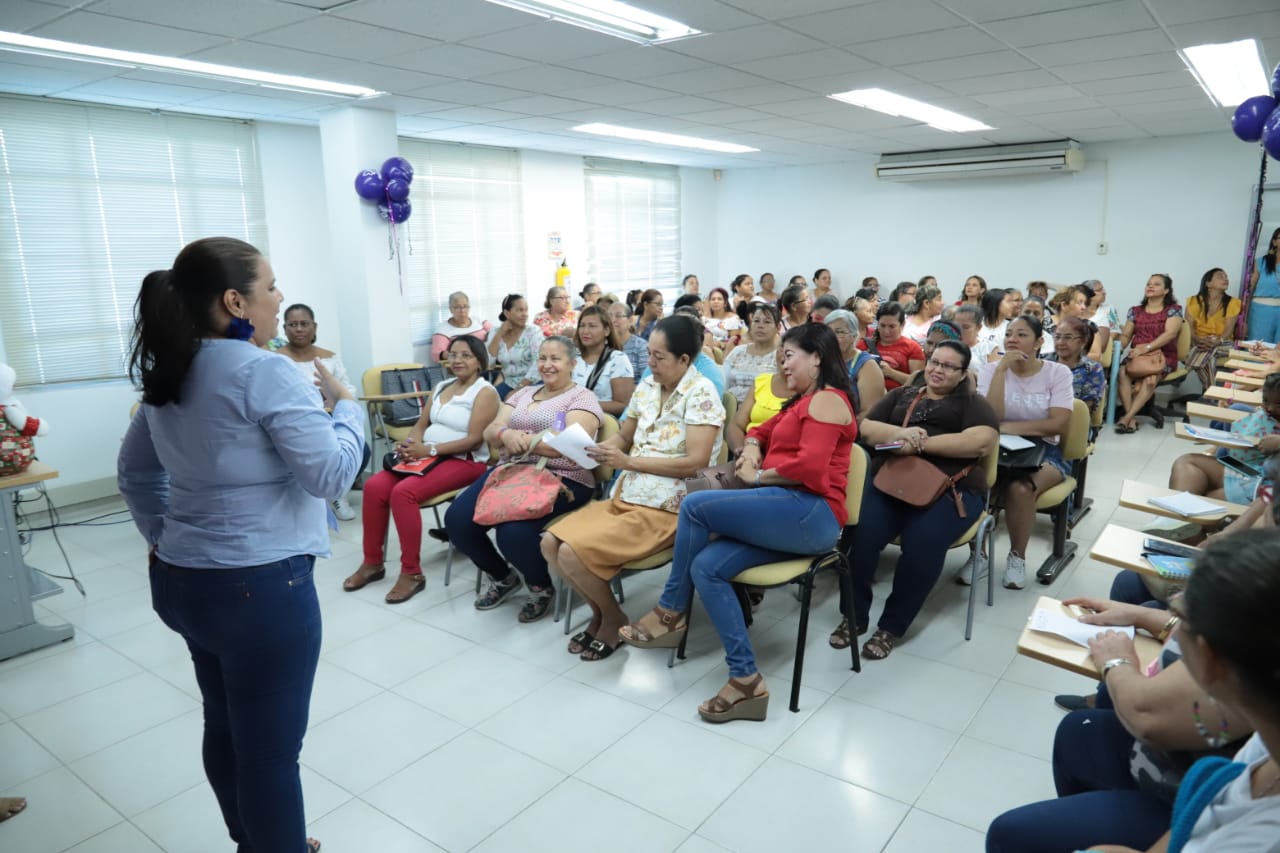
[1231,64,1280,160]
[353,157,415,223]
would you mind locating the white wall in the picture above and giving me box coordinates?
[520,149,589,303]
[714,132,1261,309]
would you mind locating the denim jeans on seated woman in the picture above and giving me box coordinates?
[150,554,321,853]
[657,487,840,678]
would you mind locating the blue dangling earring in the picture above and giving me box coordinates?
[227,316,256,341]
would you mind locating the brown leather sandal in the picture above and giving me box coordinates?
[342,563,385,591]
[698,674,769,723]
[827,618,870,650]
[861,628,900,661]
[618,606,686,648]
[385,573,426,604]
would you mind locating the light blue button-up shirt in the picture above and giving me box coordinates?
[118,338,365,569]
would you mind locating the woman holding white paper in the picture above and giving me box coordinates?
[444,336,603,622]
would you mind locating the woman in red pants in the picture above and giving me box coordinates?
[343,336,499,603]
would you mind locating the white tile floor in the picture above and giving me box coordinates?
[0,425,1192,852]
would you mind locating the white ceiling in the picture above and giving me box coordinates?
[1,0,1277,168]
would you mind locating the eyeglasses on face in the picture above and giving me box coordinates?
[926,359,964,373]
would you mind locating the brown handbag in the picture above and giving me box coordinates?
[1125,348,1167,378]
[871,390,973,517]
[683,461,748,493]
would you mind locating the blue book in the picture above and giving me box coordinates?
[1144,554,1194,581]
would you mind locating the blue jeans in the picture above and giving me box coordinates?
[1248,301,1280,344]
[444,467,595,589]
[841,483,985,636]
[658,488,841,678]
[986,709,1170,853]
[150,555,321,853]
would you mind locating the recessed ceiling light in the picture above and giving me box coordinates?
[483,0,699,44]
[0,30,384,98]
[1180,39,1269,108]
[828,88,993,133]
[573,123,757,153]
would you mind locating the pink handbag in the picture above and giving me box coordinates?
[473,457,569,525]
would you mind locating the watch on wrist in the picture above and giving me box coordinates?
[754,468,763,487]
[428,443,439,457]
[1101,657,1134,678]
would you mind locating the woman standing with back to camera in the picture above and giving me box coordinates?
[118,237,363,853]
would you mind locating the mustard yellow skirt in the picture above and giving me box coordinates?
[545,496,678,581]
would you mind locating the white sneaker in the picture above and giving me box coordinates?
[955,550,981,585]
[1003,553,1027,590]
[331,496,356,521]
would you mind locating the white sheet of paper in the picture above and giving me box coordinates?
[999,434,1035,451]
[1147,491,1224,517]
[1184,425,1254,448]
[543,422,598,470]
[1028,608,1134,649]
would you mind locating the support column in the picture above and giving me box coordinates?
[319,107,412,371]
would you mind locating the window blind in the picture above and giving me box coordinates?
[0,95,268,386]
[395,139,525,345]
[584,158,681,298]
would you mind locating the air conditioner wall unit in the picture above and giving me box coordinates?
[875,141,1084,181]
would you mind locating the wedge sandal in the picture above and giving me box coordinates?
[698,674,769,723]
[618,606,686,648]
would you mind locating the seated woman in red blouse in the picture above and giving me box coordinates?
[858,302,925,390]
[619,323,857,724]
[1115,274,1184,433]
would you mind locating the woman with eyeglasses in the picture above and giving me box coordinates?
[635,288,665,340]
[533,285,578,339]
[823,308,885,417]
[1115,274,1184,434]
[1047,316,1107,424]
[343,336,499,604]
[779,284,811,331]
[830,339,998,659]
[430,291,492,363]
[975,315,1074,590]
[489,293,544,399]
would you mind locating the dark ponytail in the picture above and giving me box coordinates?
[129,237,261,406]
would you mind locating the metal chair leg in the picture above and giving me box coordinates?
[790,573,815,713]
[836,557,860,673]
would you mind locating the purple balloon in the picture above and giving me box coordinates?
[1263,106,1280,160]
[1232,95,1277,143]
[1272,62,1280,99]
[381,156,414,184]
[377,201,412,223]
[354,169,385,200]
[384,178,410,202]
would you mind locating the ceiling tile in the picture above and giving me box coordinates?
[428,105,530,123]
[1151,0,1280,27]
[462,20,622,62]
[1050,52,1184,82]
[318,62,452,93]
[1095,87,1211,105]
[474,65,612,92]
[709,82,817,106]
[185,89,336,114]
[973,84,1085,105]
[736,0,877,19]
[407,80,529,105]
[982,1,1156,47]
[188,41,350,76]
[1119,98,1216,116]
[491,116,574,132]
[663,24,826,64]
[0,0,74,31]
[784,0,966,45]
[678,105,777,124]
[1007,96,1102,114]
[117,68,241,92]
[1070,125,1150,142]
[1020,28,1172,66]
[1168,12,1280,46]
[627,93,734,114]
[628,0,762,31]
[851,26,1006,65]
[365,94,462,114]
[558,81,676,106]
[1129,115,1228,135]
[558,47,710,80]
[649,66,766,94]
[731,48,873,81]
[0,57,123,96]
[88,0,312,39]
[489,94,592,115]
[935,0,1114,23]
[250,16,439,62]
[396,115,467,133]
[552,106,671,124]
[725,115,811,133]
[31,10,228,55]
[385,43,529,78]
[331,0,532,42]
[940,69,1062,95]
[1031,107,1129,129]
[1073,70,1196,95]
[57,76,218,105]
[895,50,1037,82]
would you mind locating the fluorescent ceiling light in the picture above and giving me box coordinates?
[828,88,992,133]
[1180,39,1269,108]
[573,123,757,153]
[483,0,698,43]
[0,31,384,98]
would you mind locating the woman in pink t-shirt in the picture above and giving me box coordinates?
[978,315,1074,590]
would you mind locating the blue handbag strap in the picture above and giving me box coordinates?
[1167,755,1247,853]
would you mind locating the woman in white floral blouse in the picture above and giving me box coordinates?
[542,315,725,662]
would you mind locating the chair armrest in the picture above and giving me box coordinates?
[359,390,432,402]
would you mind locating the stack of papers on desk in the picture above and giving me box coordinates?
[1146,491,1223,517]
[1183,425,1254,447]
[1027,608,1134,649]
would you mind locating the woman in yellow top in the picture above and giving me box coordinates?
[726,348,788,455]
[1184,267,1242,389]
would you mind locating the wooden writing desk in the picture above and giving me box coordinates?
[1089,523,1201,579]
[1173,421,1257,449]
[1204,386,1262,406]
[1017,596,1164,679]
[1185,402,1247,423]
[0,462,75,661]
[1229,348,1269,363]
[1224,359,1267,371]
[1118,480,1246,524]
[1215,372,1263,388]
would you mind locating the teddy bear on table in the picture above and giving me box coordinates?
[0,363,48,477]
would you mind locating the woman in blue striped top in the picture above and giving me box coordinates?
[118,237,363,853]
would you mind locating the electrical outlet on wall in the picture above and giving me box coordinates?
[1096,241,1108,255]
